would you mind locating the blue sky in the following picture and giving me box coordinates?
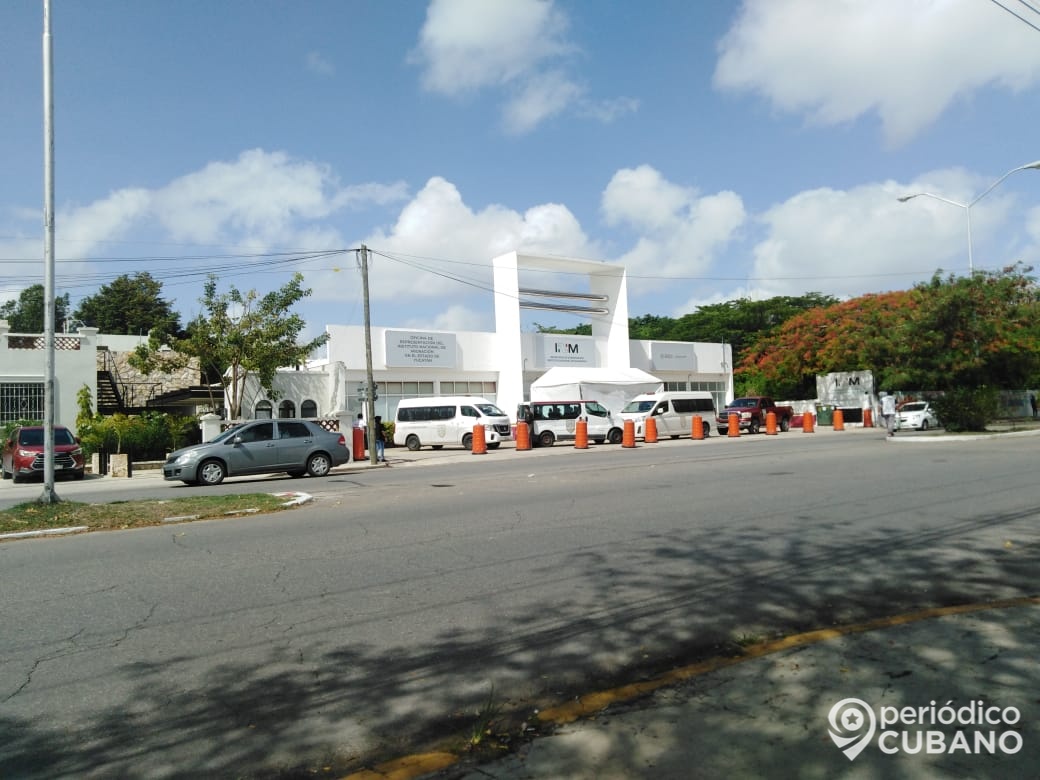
[2,0,1040,340]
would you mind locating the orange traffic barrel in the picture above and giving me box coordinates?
[645,416,658,443]
[863,408,873,428]
[471,424,487,454]
[622,419,636,448]
[728,412,741,437]
[692,414,704,440]
[803,412,815,433]
[574,418,589,449]
[766,411,777,435]
[833,409,845,431]
[515,421,531,451]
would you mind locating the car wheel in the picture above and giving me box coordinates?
[198,459,226,486]
[537,430,555,447]
[12,472,25,484]
[717,428,727,436]
[462,433,474,450]
[73,471,85,480]
[307,452,332,477]
[779,417,790,432]
[607,428,623,444]
[748,419,760,434]
[921,420,929,431]
[406,435,421,451]
[702,421,711,438]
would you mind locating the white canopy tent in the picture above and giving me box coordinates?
[529,366,663,417]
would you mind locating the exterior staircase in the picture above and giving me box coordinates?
[96,370,123,415]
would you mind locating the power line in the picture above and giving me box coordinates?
[988,0,1040,32]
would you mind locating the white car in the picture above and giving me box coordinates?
[897,401,940,431]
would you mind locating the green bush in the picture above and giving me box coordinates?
[930,387,999,432]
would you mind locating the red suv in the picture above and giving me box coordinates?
[2,425,86,483]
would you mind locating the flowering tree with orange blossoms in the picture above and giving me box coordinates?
[737,265,1040,400]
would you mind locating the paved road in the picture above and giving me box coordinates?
[1,430,1038,778]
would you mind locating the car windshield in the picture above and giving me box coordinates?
[729,398,757,408]
[18,428,75,446]
[475,403,505,417]
[622,400,655,413]
[901,402,926,412]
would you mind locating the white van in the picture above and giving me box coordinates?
[619,391,717,439]
[516,400,624,447]
[393,396,511,450]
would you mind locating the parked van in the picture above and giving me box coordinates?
[516,400,624,447]
[619,391,717,439]
[393,396,511,450]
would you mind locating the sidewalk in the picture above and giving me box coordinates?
[365,599,1040,780]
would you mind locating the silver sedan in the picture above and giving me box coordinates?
[163,419,350,485]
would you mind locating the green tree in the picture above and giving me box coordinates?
[130,273,329,420]
[0,284,71,332]
[74,272,182,336]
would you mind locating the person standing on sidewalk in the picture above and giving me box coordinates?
[374,416,386,463]
[881,392,897,437]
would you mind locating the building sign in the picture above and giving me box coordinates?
[817,370,875,407]
[385,330,456,367]
[541,335,593,366]
[651,342,696,371]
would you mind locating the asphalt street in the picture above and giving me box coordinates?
[1,427,1038,778]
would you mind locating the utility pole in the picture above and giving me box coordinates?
[359,245,378,465]
[40,0,58,504]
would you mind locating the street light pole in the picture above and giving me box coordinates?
[898,160,1040,275]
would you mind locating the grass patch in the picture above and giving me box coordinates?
[0,493,296,536]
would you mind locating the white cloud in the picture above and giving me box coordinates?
[714,0,1040,145]
[411,0,635,132]
[411,0,572,96]
[601,165,747,288]
[306,51,335,76]
[502,71,583,134]
[324,176,598,306]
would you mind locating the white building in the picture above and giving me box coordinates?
[238,252,734,423]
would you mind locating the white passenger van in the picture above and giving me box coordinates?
[393,396,511,450]
[619,391,717,439]
[516,400,624,447]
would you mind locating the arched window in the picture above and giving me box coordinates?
[278,400,296,418]
[255,400,273,419]
[301,399,318,418]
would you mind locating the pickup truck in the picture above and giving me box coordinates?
[716,396,794,434]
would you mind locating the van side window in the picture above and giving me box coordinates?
[563,404,581,419]
[585,402,607,417]
[461,406,479,418]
